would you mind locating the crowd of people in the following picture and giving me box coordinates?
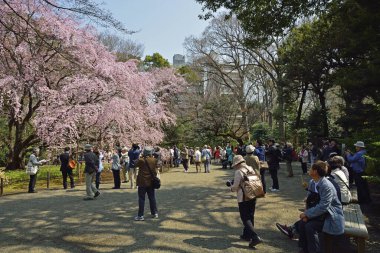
[25,138,372,251]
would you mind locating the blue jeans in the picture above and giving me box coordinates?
[138,186,158,217]
[203,159,211,173]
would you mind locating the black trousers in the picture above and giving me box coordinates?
[260,168,266,193]
[62,170,75,189]
[298,219,324,253]
[269,168,279,189]
[112,169,121,188]
[353,171,372,204]
[301,162,308,174]
[238,199,258,240]
[28,174,37,192]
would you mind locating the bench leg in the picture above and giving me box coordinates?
[357,238,365,253]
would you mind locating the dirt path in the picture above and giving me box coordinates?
[0,163,376,252]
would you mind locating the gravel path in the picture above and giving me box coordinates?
[0,163,361,252]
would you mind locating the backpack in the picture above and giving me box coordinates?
[240,166,265,200]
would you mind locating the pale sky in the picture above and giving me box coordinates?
[95,0,210,63]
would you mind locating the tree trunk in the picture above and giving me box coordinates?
[295,82,308,129]
[277,80,285,141]
[318,92,329,137]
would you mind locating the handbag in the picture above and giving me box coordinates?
[26,163,38,175]
[240,166,265,200]
[68,159,77,169]
[144,158,161,189]
[259,161,269,169]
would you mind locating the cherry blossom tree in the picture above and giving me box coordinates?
[0,0,185,169]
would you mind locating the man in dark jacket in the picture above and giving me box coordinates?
[134,146,159,221]
[60,147,75,189]
[128,144,141,189]
[266,139,282,192]
[83,144,100,200]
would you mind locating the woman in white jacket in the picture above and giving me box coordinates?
[328,157,351,204]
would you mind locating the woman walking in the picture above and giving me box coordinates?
[229,155,263,248]
[134,146,159,221]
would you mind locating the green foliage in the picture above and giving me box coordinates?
[143,53,170,69]
[177,65,201,84]
[196,0,328,45]
[366,141,380,177]
[250,122,271,142]
[3,165,66,184]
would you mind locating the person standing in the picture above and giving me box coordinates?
[244,145,260,172]
[128,143,141,189]
[299,145,309,175]
[181,146,189,172]
[255,140,267,194]
[229,155,263,248]
[83,144,100,200]
[27,147,47,193]
[194,147,202,173]
[120,147,129,183]
[111,148,121,189]
[226,143,233,169]
[266,139,281,192]
[134,146,159,221]
[202,145,212,173]
[93,146,103,190]
[59,147,75,189]
[283,143,294,177]
[346,141,372,204]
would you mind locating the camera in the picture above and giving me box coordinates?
[226,179,234,187]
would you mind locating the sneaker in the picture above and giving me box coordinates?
[94,191,100,198]
[276,223,294,239]
[134,216,144,221]
[248,236,263,248]
[152,214,159,219]
[270,188,279,192]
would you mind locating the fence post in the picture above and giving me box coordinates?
[0,178,3,196]
[47,171,50,189]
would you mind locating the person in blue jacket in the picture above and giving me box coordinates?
[298,161,344,253]
[255,140,267,193]
[346,141,371,204]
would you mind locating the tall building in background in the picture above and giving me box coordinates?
[173,54,185,67]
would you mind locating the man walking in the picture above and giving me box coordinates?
[83,144,100,200]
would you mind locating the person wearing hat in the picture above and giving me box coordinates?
[244,145,260,172]
[27,147,48,193]
[229,155,263,248]
[134,146,159,221]
[120,147,130,183]
[83,144,100,200]
[345,141,371,204]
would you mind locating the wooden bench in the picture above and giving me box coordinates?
[343,204,369,253]
[350,185,358,203]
